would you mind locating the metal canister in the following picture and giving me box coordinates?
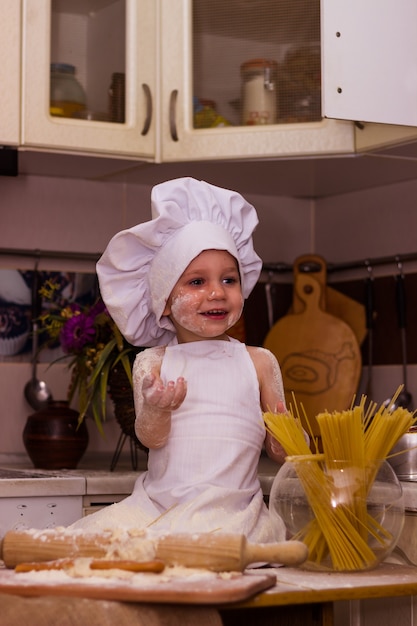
[240,59,278,125]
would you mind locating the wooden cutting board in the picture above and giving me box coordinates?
[264,268,362,436]
[289,254,366,346]
[0,568,276,605]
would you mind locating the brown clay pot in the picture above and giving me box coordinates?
[23,400,89,469]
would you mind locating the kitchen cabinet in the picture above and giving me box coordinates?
[322,0,417,128]
[0,468,85,536]
[161,0,358,162]
[321,0,417,153]
[24,0,355,162]
[0,0,21,146]
[4,0,417,164]
[161,0,417,161]
[22,0,156,158]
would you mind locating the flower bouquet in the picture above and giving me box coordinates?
[39,278,142,435]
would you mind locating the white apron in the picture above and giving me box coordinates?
[70,339,285,543]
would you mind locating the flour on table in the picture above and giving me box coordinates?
[13,560,234,586]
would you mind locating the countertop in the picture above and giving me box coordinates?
[1,561,417,608]
[0,453,281,499]
[0,453,144,498]
[1,452,417,512]
[232,562,417,608]
[0,563,416,626]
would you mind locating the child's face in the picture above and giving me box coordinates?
[163,249,244,343]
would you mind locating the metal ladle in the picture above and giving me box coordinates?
[24,265,53,411]
[384,260,413,411]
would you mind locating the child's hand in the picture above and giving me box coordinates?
[142,373,187,412]
[274,400,286,414]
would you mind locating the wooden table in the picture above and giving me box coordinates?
[1,561,417,626]
[219,563,417,626]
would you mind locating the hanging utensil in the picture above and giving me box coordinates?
[384,259,413,411]
[24,263,53,411]
[264,271,275,330]
[364,261,375,397]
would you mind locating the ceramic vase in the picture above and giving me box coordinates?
[23,400,89,469]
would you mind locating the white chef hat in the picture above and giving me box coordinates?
[96,177,262,346]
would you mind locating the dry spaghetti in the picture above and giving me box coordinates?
[264,387,416,571]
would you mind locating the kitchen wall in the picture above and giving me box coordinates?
[0,169,416,462]
[315,178,417,408]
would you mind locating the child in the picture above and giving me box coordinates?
[71,177,287,543]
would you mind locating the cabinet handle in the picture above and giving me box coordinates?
[141,83,152,136]
[169,90,179,142]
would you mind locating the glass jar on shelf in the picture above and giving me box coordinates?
[50,63,87,119]
[240,58,278,126]
[193,97,231,128]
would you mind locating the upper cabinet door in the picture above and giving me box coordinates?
[322,0,417,127]
[160,0,356,162]
[0,0,21,145]
[22,0,156,158]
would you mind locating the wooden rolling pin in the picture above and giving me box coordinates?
[1,530,308,572]
[15,559,166,574]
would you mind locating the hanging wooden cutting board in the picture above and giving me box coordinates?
[289,254,367,346]
[264,268,362,436]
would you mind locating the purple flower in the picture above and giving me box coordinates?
[60,311,96,353]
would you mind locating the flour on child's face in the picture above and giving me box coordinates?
[165,250,244,342]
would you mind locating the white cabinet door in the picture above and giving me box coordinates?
[322,0,417,127]
[22,0,156,158]
[160,0,356,163]
[0,0,21,145]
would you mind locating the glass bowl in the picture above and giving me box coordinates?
[269,456,404,572]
